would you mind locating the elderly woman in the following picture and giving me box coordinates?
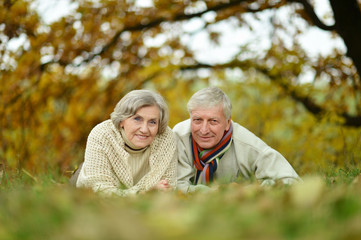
[75,90,177,196]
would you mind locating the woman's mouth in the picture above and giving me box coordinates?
[135,134,149,140]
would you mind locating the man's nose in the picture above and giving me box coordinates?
[200,122,209,134]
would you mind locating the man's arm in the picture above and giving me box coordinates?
[253,146,301,185]
[175,134,210,193]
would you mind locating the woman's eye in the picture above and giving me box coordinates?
[134,117,142,121]
[150,120,157,125]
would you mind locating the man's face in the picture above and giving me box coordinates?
[190,104,231,149]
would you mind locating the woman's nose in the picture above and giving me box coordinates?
[139,122,149,133]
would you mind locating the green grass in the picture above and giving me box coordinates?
[1,169,361,240]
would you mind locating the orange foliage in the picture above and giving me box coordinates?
[1,0,360,176]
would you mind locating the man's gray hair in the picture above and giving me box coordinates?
[187,87,232,119]
[110,89,169,134]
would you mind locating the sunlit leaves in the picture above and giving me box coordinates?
[0,0,39,38]
[1,0,361,174]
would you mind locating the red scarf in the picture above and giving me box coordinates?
[191,123,233,185]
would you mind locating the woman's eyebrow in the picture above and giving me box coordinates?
[148,117,159,121]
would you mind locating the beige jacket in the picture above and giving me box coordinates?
[76,120,177,196]
[173,119,300,193]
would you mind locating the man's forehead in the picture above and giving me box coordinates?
[192,104,223,111]
[190,106,224,117]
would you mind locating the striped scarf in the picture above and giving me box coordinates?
[191,123,233,185]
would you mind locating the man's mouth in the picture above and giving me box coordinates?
[198,135,213,140]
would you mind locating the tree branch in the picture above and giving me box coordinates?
[180,61,361,127]
[41,0,251,68]
[87,0,251,63]
[287,0,336,31]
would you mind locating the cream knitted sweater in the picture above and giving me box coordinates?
[76,120,177,196]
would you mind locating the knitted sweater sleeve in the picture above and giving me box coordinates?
[160,144,177,188]
[76,126,139,197]
[137,127,177,190]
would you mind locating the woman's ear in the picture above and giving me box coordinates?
[119,122,123,128]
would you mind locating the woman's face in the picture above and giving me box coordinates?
[120,105,160,148]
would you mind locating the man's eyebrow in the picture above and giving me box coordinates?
[208,117,220,121]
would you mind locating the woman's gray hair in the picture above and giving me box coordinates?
[187,87,232,119]
[110,89,169,134]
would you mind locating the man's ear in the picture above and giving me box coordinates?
[225,117,231,131]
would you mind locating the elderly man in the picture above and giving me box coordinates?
[173,87,300,193]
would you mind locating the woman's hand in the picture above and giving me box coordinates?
[152,179,171,192]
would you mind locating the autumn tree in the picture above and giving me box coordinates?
[1,0,360,173]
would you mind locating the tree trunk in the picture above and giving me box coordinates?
[330,0,361,76]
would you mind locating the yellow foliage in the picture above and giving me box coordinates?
[1,0,360,177]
